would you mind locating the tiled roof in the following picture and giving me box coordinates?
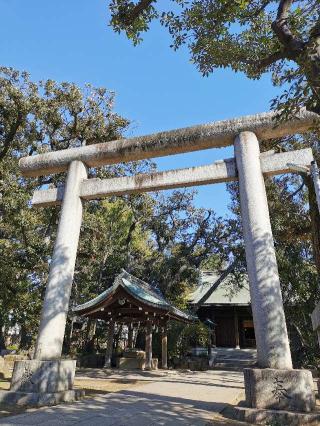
[188,269,251,305]
[74,269,197,321]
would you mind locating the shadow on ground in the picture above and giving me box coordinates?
[1,369,245,425]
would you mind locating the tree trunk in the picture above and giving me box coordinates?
[0,312,6,351]
[303,40,320,113]
[19,324,32,350]
[305,175,320,274]
[63,317,75,355]
[0,326,5,351]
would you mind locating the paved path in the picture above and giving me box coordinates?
[0,370,244,426]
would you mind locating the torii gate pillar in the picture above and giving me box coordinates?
[235,132,292,369]
[234,132,315,415]
[0,162,87,408]
[34,160,87,360]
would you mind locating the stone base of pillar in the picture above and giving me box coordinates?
[0,359,84,408]
[244,368,315,412]
[222,404,320,425]
[0,389,85,408]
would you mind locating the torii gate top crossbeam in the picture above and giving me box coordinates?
[19,110,317,177]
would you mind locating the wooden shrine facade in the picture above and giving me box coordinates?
[189,269,256,349]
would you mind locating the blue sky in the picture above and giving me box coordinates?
[0,0,280,216]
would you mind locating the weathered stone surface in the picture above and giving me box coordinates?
[122,349,145,359]
[0,355,28,380]
[235,132,292,369]
[244,368,315,412]
[223,404,320,425]
[116,357,158,370]
[34,161,87,360]
[10,360,76,393]
[116,357,146,370]
[32,148,313,207]
[19,110,317,177]
[0,389,84,407]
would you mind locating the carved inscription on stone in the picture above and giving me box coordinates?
[272,377,292,403]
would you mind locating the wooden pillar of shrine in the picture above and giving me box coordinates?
[161,324,168,369]
[128,323,134,349]
[234,308,240,349]
[104,319,115,368]
[145,321,153,370]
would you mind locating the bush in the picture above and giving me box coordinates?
[168,321,209,359]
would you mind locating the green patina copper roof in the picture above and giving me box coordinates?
[73,269,196,322]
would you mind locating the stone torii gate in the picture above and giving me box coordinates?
[3,110,318,414]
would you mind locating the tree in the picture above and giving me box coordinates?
[138,190,228,301]
[0,67,130,350]
[107,1,320,266]
[108,0,320,115]
[0,67,228,355]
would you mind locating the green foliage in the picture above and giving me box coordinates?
[1,63,319,367]
[109,1,320,115]
[110,0,158,45]
[0,67,131,349]
[167,321,209,359]
[0,67,228,354]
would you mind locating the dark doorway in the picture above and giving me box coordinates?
[215,316,236,347]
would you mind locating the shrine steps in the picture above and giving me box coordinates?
[210,348,257,370]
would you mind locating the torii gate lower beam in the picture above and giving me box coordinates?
[32,148,313,207]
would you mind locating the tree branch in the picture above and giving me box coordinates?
[253,50,287,70]
[0,110,23,161]
[286,181,305,200]
[121,0,155,26]
[271,0,305,55]
[189,211,212,252]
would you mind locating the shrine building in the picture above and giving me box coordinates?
[189,269,256,349]
[73,270,196,370]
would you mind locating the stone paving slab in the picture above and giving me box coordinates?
[0,370,244,426]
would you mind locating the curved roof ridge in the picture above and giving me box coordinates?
[73,270,197,322]
[120,269,166,300]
